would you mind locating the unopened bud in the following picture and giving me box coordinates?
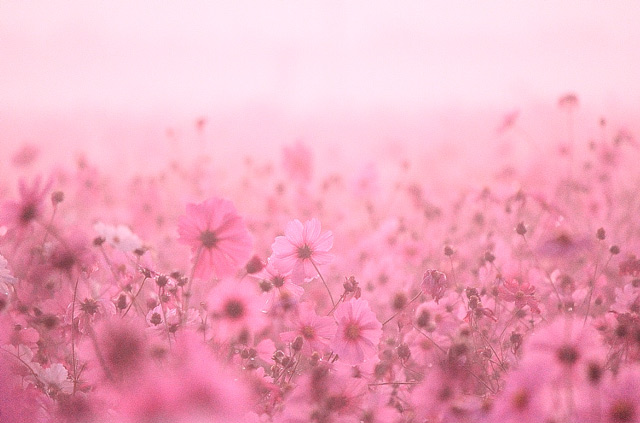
[292,336,304,352]
[245,256,264,274]
[51,191,64,205]
[156,275,168,287]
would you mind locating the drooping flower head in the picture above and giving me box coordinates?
[270,218,333,284]
[421,269,448,303]
[178,197,253,280]
[331,298,382,364]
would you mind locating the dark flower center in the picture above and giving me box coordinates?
[610,399,635,422]
[557,344,579,365]
[199,230,218,248]
[20,203,38,224]
[297,244,313,259]
[512,389,529,410]
[344,323,361,340]
[272,276,285,288]
[80,299,99,315]
[302,325,315,339]
[224,299,245,319]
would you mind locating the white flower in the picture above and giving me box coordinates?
[33,363,73,396]
[94,222,142,252]
[0,254,16,285]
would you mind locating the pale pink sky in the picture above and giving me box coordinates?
[1,2,639,173]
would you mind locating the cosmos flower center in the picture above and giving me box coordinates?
[297,244,313,259]
[199,230,219,248]
[272,276,285,288]
[512,389,529,410]
[80,299,99,315]
[301,325,315,339]
[557,344,579,365]
[20,203,38,224]
[610,399,635,422]
[224,299,245,319]
[344,323,361,340]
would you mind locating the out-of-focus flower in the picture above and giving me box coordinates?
[599,366,640,423]
[66,295,116,334]
[256,261,303,313]
[524,316,606,384]
[0,176,52,232]
[271,218,333,284]
[0,254,17,285]
[282,141,313,183]
[94,222,143,253]
[178,197,253,279]
[491,355,553,423]
[207,279,265,341]
[331,298,382,364]
[31,362,73,397]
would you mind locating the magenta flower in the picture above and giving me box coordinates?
[206,279,265,341]
[0,176,52,232]
[178,197,253,279]
[421,269,448,303]
[331,298,382,364]
[270,218,333,284]
[499,278,541,314]
[281,302,336,355]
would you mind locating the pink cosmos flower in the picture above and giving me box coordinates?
[331,298,382,364]
[256,261,304,313]
[499,278,541,314]
[206,279,265,341]
[421,269,448,303]
[599,366,640,423]
[281,302,336,355]
[524,316,606,384]
[178,197,253,279]
[0,176,52,232]
[270,218,333,284]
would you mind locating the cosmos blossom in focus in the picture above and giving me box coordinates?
[270,218,333,284]
[178,197,253,279]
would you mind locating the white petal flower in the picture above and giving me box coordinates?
[94,222,142,252]
[0,254,16,285]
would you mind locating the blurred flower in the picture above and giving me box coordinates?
[207,279,265,341]
[599,366,640,423]
[0,176,52,232]
[94,222,143,253]
[282,141,313,183]
[178,197,253,279]
[0,254,16,285]
[331,298,382,364]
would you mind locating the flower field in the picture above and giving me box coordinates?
[1,100,640,422]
